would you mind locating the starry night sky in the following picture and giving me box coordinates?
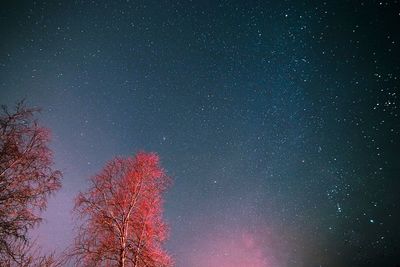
[1,1,399,266]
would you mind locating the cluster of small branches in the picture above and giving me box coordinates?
[0,101,62,264]
[0,238,65,267]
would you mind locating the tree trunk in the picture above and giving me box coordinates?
[119,248,125,267]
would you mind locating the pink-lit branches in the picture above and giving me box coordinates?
[0,101,62,264]
[71,152,173,267]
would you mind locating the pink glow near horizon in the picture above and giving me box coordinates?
[186,227,285,267]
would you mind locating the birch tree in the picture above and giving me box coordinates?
[71,152,172,267]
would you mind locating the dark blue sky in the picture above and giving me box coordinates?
[1,1,399,266]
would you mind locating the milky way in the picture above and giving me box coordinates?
[1,1,399,266]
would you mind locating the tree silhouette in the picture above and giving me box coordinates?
[2,238,65,267]
[71,152,173,267]
[0,101,62,264]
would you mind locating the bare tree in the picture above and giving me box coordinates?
[70,152,173,267]
[0,101,62,264]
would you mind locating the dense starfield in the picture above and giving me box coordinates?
[1,1,399,266]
